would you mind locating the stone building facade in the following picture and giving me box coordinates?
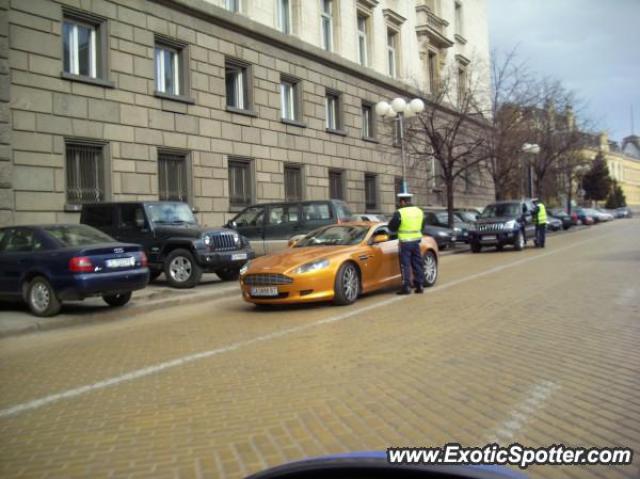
[1,0,493,227]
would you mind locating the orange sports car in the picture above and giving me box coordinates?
[239,222,438,306]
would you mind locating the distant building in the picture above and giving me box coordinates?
[621,135,640,159]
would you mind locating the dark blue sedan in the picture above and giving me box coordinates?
[0,224,149,317]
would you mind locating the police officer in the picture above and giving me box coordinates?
[388,192,426,295]
[533,198,548,248]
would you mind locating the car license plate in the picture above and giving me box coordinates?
[232,253,247,261]
[251,286,279,297]
[482,235,496,241]
[106,257,135,268]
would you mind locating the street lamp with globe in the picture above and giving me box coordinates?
[375,97,425,195]
[521,143,540,198]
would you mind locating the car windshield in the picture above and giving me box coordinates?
[146,203,197,225]
[480,203,521,218]
[43,224,115,246]
[457,212,477,222]
[295,225,369,247]
[435,212,463,225]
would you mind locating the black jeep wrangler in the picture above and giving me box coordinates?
[469,199,536,253]
[81,202,254,288]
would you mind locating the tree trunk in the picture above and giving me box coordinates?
[446,177,455,228]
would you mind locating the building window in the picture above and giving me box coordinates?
[158,151,190,202]
[357,14,369,66]
[361,102,375,139]
[154,38,188,97]
[280,76,302,122]
[325,90,343,131]
[62,11,108,81]
[457,67,467,105]
[394,176,403,197]
[284,164,303,201]
[65,142,106,204]
[225,0,240,12]
[387,29,398,78]
[225,59,251,111]
[321,0,334,51]
[428,51,438,93]
[228,158,253,208]
[329,169,344,200]
[454,1,463,36]
[364,173,378,210]
[277,0,291,34]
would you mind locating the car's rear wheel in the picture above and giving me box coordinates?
[333,262,360,305]
[216,268,240,281]
[514,230,525,251]
[164,249,202,288]
[471,242,482,253]
[103,292,132,307]
[423,251,438,287]
[26,277,61,317]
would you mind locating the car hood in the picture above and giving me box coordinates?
[247,245,357,273]
[153,224,235,238]
[424,225,454,235]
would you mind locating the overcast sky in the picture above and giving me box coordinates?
[488,0,640,143]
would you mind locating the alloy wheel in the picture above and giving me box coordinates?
[30,282,50,313]
[342,265,359,302]
[424,253,437,284]
[169,256,192,283]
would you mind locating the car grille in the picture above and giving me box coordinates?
[243,274,293,286]
[477,223,506,233]
[211,232,238,251]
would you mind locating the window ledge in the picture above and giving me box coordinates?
[154,91,195,104]
[326,128,347,137]
[362,136,379,144]
[454,33,468,45]
[64,203,83,212]
[281,118,307,128]
[226,106,258,117]
[61,72,115,88]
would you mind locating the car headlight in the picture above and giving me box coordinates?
[467,223,476,232]
[437,231,449,237]
[239,261,251,276]
[203,234,211,246]
[293,259,330,274]
[505,219,518,230]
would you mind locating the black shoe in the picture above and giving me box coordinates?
[396,288,411,295]
[415,287,424,294]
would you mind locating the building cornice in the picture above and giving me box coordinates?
[382,8,407,27]
[356,0,379,16]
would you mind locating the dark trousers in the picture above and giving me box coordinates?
[399,240,425,289]
[535,224,546,247]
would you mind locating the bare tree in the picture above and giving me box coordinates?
[403,65,491,227]
[485,48,540,200]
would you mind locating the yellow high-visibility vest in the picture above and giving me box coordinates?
[398,206,424,242]
[536,203,547,224]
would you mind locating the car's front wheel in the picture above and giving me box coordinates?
[423,251,438,287]
[164,249,202,288]
[103,292,132,307]
[216,268,240,281]
[514,230,525,251]
[26,276,61,317]
[333,262,360,305]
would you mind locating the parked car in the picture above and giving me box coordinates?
[454,209,480,223]
[616,206,632,218]
[0,224,149,317]
[81,201,254,288]
[549,209,573,230]
[423,224,456,250]
[239,223,438,306]
[580,208,609,223]
[546,216,563,232]
[227,199,354,255]
[468,199,536,253]
[596,208,615,221]
[575,208,595,225]
[423,209,470,243]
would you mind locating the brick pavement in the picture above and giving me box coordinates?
[0,220,638,479]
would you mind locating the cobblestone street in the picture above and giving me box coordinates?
[1,220,638,479]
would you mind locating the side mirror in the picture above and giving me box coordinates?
[372,233,390,244]
[288,234,306,247]
[226,220,237,229]
[135,217,145,229]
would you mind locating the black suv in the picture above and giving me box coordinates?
[468,199,536,253]
[81,202,254,288]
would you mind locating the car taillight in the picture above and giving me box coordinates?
[69,256,93,273]
[140,252,148,267]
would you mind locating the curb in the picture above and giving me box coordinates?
[0,285,239,340]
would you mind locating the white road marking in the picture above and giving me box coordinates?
[0,233,609,419]
[487,380,559,444]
